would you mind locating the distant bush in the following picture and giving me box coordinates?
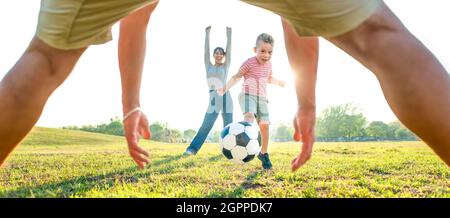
[63,119,188,143]
[63,117,124,136]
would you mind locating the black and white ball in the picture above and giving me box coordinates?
[220,121,261,163]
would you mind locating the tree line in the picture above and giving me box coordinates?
[272,103,417,142]
[63,118,201,143]
[63,103,418,143]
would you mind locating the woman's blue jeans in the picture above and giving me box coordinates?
[186,90,233,154]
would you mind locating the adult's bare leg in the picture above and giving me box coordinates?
[328,2,450,166]
[0,37,86,166]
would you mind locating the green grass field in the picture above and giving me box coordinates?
[0,127,448,198]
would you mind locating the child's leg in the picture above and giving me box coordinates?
[243,112,256,123]
[255,96,272,169]
[258,121,270,154]
[239,93,258,124]
[257,119,272,170]
[257,96,271,154]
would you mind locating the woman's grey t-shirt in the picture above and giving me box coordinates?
[205,28,232,91]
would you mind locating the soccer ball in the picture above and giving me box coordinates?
[220,121,261,164]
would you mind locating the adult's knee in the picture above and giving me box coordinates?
[2,37,86,107]
[329,2,406,62]
[26,37,85,84]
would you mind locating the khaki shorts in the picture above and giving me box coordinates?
[36,0,158,50]
[239,93,270,124]
[240,0,382,37]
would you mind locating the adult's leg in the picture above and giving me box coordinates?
[187,94,221,153]
[0,37,86,166]
[222,112,233,127]
[187,112,219,153]
[327,2,450,166]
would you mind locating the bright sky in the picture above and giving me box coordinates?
[1,0,449,131]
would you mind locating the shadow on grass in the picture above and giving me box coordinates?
[207,169,268,198]
[0,166,140,198]
[1,154,227,197]
[208,154,223,162]
[151,154,223,175]
[1,154,203,198]
[150,154,184,167]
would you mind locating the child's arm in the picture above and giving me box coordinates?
[268,75,286,87]
[204,26,212,70]
[217,70,244,96]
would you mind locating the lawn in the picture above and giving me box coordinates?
[0,127,448,198]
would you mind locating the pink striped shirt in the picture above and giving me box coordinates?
[239,56,272,97]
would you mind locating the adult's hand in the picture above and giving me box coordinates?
[291,107,316,171]
[123,110,151,169]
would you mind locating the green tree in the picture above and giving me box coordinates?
[394,126,417,140]
[149,122,184,143]
[67,117,124,136]
[316,103,367,141]
[168,129,183,143]
[149,122,167,141]
[365,121,389,139]
[386,121,402,139]
[206,130,221,143]
[183,129,197,142]
[387,121,418,140]
[272,123,293,142]
[103,117,124,136]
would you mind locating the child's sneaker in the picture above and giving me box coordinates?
[257,152,273,169]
